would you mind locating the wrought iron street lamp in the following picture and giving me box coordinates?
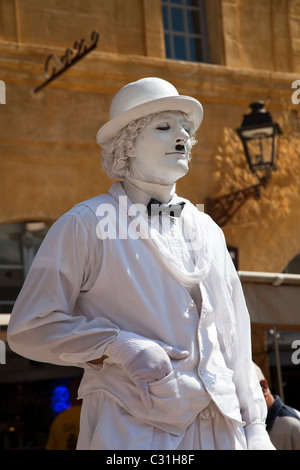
[236,101,283,182]
[206,101,283,226]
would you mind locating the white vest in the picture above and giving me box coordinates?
[76,184,244,435]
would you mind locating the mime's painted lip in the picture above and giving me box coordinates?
[165,151,186,155]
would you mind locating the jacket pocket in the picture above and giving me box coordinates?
[148,370,177,398]
[79,366,208,435]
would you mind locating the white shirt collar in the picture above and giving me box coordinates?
[123,177,176,206]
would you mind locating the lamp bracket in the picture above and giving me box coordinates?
[205,181,266,226]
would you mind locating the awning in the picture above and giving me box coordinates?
[239,271,300,400]
[239,271,300,329]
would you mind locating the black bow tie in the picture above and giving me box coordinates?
[147,198,186,218]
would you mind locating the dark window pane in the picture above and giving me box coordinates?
[187,9,201,34]
[165,34,172,58]
[162,6,169,29]
[170,0,183,4]
[189,37,203,61]
[174,35,187,60]
[171,8,185,32]
[185,0,200,6]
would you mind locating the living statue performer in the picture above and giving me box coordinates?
[8,77,275,450]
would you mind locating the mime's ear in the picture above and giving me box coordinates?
[126,143,135,158]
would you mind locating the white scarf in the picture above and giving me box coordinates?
[109,181,211,288]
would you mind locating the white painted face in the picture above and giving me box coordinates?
[127,111,192,185]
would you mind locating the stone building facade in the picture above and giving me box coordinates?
[1,0,300,272]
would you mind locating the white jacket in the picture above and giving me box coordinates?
[8,182,267,438]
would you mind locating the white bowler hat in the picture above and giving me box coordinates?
[96,77,203,146]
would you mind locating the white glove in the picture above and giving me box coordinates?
[106,331,189,410]
[245,423,276,450]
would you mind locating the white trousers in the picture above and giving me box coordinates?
[76,391,247,450]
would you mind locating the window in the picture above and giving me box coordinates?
[0,223,49,326]
[162,0,209,62]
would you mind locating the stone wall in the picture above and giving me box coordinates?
[0,0,164,57]
[218,0,300,73]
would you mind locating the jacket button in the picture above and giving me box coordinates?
[201,407,210,418]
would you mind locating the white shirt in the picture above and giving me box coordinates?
[7,181,271,445]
